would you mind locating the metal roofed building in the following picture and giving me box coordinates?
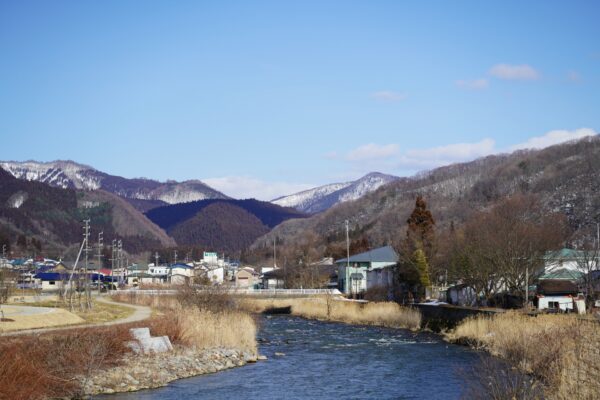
[335,245,398,295]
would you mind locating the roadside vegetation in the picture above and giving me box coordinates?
[447,312,600,399]
[241,297,421,331]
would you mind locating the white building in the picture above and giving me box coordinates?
[207,267,225,284]
[148,263,169,276]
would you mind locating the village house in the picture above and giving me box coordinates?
[260,265,283,289]
[169,263,194,285]
[535,279,581,312]
[235,267,259,288]
[542,248,596,277]
[206,266,225,284]
[336,245,398,295]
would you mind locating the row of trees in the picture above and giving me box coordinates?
[394,193,600,307]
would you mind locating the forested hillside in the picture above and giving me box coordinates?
[0,167,174,257]
[251,136,600,260]
[146,198,306,253]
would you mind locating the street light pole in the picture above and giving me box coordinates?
[345,220,350,295]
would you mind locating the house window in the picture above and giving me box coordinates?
[49,281,55,285]
[549,301,559,309]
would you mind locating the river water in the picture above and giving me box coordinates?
[107,316,482,399]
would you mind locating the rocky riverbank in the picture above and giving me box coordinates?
[81,346,258,396]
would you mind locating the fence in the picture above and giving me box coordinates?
[116,288,342,296]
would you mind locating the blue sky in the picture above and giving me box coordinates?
[1,1,599,199]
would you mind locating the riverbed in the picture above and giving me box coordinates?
[102,315,482,399]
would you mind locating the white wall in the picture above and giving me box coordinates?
[538,296,574,311]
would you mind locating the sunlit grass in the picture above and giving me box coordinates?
[241,297,421,331]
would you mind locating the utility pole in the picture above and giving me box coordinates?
[111,239,116,292]
[118,240,123,286]
[345,220,350,296]
[173,250,178,265]
[273,237,277,269]
[155,251,159,267]
[83,219,91,310]
[96,232,103,293]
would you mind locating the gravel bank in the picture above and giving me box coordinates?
[82,346,258,396]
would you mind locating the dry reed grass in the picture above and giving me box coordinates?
[111,292,257,354]
[447,312,600,399]
[241,297,421,330]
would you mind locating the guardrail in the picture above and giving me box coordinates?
[115,288,342,296]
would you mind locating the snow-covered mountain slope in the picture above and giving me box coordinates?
[0,160,229,205]
[272,172,398,213]
[272,182,352,212]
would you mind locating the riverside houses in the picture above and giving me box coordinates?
[169,263,194,285]
[336,246,398,295]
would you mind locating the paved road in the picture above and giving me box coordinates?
[0,295,152,337]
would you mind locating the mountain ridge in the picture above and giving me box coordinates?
[145,198,307,253]
[272,172,399,213]
[0,160,229,206]
[252,135,600,254]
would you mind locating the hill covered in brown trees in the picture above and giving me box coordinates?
[251,136,600,263]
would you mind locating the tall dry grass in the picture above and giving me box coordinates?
[111,292,257,355]
[241,297,421,330]
[447,312,600,399]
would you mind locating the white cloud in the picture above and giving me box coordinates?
[202,176,313,201]
[489,64,540,80]
[456,78,489,90]
[398,138,496,170]
[339,128,596,175]
[509,128,597,151]
[370,90,407,102]
[346,143,400,161]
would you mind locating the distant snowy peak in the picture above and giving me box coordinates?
[272,172,398,213]
[272,182,352,210]
[1,160,101,190]
[0,160,228,204]
[338,172,398,202]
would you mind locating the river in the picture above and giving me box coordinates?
[104,315,482,399]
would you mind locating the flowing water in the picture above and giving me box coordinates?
[105,316,482,399]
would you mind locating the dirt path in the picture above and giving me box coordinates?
[0,295,152,337]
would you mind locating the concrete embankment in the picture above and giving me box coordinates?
[83,346,258,396]
[413,304,502,331]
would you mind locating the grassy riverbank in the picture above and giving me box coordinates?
[446,312,600,399]
[111,293,257,354]
[0,293,258,400]
[240,297,422,330]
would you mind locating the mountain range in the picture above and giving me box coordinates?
[252,136,600,258]
[0,167,175,258]
[8,135,599,260]
[272,172,399,213]
[0,161,310,256]
[0,160,229,207]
